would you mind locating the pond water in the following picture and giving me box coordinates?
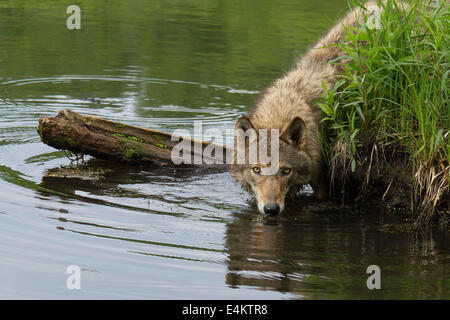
[0,0,448,299]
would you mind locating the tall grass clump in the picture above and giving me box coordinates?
[319,0,449,225]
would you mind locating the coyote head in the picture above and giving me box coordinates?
[231,116,311,216]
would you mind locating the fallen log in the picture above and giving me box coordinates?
[38,110,231,168]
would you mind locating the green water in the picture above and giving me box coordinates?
[0,0,448,299]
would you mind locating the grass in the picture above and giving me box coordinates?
[319,0,449,225]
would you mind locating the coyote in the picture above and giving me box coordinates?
[231,1,383,216]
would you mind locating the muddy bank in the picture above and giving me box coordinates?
[329,137,449,228]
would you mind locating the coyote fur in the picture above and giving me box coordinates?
[231,1,385,216]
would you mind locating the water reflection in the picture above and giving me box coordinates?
[38,158,234,217]
[224,209,450,299]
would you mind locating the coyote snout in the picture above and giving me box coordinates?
[250,167,291,216]
[231,116,326,216]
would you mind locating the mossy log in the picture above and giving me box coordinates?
[38,109,231,167]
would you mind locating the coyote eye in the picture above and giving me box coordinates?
[281,167,291,175]
[252,166,261,174]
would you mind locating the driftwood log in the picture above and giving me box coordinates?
[38,110,231,168]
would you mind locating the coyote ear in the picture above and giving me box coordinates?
[235,116,256,155]
[283,117,307,149]
[235,116,254,131]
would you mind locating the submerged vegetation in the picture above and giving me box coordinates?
[320,0,449,225]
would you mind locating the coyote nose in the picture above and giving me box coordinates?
[263,203,280,216]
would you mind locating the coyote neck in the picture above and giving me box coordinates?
[250,2,384,132]
[281,1,383,105]
[300,1,382,69]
